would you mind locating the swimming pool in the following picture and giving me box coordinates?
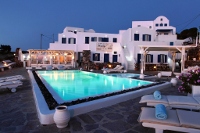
[28,70,171,125]
[36,70,152,103]
[107,73,142,78]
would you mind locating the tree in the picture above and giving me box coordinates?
[177,27,198,39]
[0,45,11,54]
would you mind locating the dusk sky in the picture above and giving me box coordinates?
[0,0,200,51]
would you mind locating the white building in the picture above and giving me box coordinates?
[32,16,196,71]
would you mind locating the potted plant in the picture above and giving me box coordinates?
[178,68,200,96]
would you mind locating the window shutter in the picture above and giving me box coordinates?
[98,54,100,61]
[93,54,95,61]
[142,35,145,41]
[165,55,167,63]
[137,54,141,63]
[151,54,153,63]
[158,55,161,63]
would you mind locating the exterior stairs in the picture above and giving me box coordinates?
[123,47,135,70]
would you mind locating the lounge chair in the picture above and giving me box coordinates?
[56,65,67,70]
[138,107,200,133]
[106,66,124,73]
[46,65,53,70]
[139,94,200,110]
[0,80,23,92]
[2,60,16,69]
[102,65,120,71]
[0,75,25,83]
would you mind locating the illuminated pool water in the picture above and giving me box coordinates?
[37,70,153,103]
[107,73,142,78]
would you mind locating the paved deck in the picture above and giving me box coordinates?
[0,67,185,133]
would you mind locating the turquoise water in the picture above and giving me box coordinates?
[108,73,141,78]
[37,70,153,102]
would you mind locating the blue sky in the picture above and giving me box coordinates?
[0,0,200,51]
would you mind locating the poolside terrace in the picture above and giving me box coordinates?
[0,67,186,133]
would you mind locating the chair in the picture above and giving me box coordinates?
[2,60,16,69]
[0,75,25,83]
[102,65,120,71]
[0,80,23,92]
[46,65,53,70]
[138,107,200,133]
[56,65,67,70]
[139,94,200,110]
[106,66,124,73]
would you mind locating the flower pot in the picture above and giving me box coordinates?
[191,85,200,97]
[53,105,70,128]
[157,73,162,78]
[170,78,177,86]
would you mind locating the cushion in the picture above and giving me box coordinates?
[139,95,168,104]
[167,96,199,106]
[138,107,180,127]
[193,97,200,104]
[177,109,200,129]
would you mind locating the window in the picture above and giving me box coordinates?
[149,26,152,29]
[68,38,76,44]
[91,37,97,42]
[158,54,167,63]
[134,34,139,41]
[62,38,66,44]
[160,23,163,26]
[155,24,159,27]
[164,33,168,35]
[138,25,141,27]
[113,38,117,42]
[85,37,89,44]
[146,54,153,63]
[142,34,151,41]
[98,37,109,42]
[164,23,167,26]
[93,53,100,61]
[160,18,163,21]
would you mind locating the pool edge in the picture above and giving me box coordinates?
[28,70,172,125]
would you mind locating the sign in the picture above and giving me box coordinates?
[96,43,113,52]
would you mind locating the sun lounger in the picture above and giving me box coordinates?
[139,95,200,110]
[46,65,53,70]
[0,75,25,83]
[138,107,200,133]
[0,80,23,92]
[106,66,124,73]
[2,60,16,69]
[102,65,121,71]
[56,65,66,70]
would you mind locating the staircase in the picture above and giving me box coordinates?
[123,47,135,70]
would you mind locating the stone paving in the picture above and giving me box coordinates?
[0,67,186,133]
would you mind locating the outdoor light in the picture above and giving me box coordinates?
[108,64,112,68]
[154,66,156,69]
